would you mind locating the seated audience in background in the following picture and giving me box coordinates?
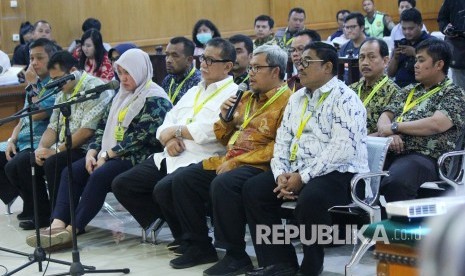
[13,20,54,66]
[329,10,350,41]
[192,19,221,56]
[78,29,114,82]
[350,38,399,135]
[26,49,171,250]
[378,39,465,203]
[108,42,138,84]
[0,38,58,223]
[438,0,465,90]
[390,0,428,42]
[161,37,201,104]
[288,29,321,92]
[159,45,291,272]
[253,15,277,49]
[387,8,431,87]
[362,0,395,38]
[112,38,238,243]
[6,50,113,231]
[244,42,368,276]
[275,7,306,52]
[339,13,367,58]
[68,18,112,59]
[228,34,253,87]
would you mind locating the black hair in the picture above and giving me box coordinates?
[229,34,254,54]
[78,29,106,74]
[336,10,351,20]
[169,36,195,56]
[416,38,451,75]
[29,38,59,58]
[295,29,322,42]
[192,19,221,48]
[345,12,365,27]
[360,38,389,57]
[206,38,236,63]
[304,42,338,76]
[400,8,423,25]
[82,18,101,32]
[254,15,274,29]
[47,50,78,72]
[288,7,306,19]
[19,21,34,44]
[398,0,416,8]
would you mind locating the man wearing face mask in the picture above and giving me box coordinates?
[275,7,306,52]
[161,37,202,104]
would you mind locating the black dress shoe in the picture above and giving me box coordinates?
[203,254,253,276]
[16,212,33,221]
[246,263,297,276]
[19,219,50,230]
[170,243,218,269]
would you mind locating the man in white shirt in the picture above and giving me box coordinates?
[112,38,238,240]
[243,42,369,276]
[0,49,11,74]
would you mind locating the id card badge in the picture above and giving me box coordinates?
[186,118,194,124]
[228,131,241,145]
[289,143,298,162]
[114,125,125,142]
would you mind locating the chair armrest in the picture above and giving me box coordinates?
[351,171,389,212]
[437,150,465,190]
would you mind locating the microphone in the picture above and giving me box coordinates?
[44,71,82,89]
[78,80,120,97]
[225,83,248,121]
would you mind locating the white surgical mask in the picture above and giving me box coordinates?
[196,33,213,45]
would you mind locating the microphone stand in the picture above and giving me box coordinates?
[0,84,95,275]
[0,89,129,275]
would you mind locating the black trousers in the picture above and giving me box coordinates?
[0,150,32,205]
[4,149,85,221]
[156,162,262,245]
[380,153,439,202]
[112,158,166,230]
[243,170,354,276]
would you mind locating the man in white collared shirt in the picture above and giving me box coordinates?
[112,38,238,238]
[243,42,369,276]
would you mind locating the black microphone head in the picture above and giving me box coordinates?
[237,83,248,92]
[108,80,120,90]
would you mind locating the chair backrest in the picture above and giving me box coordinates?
[365,136,392,199]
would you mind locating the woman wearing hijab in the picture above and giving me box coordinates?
[26,49,172,250]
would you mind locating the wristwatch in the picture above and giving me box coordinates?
[101,151,110,161]
[391,122,399,134]
[175,125,183,139]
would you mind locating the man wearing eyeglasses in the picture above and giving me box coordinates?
[243,42,368,276]
[112,38,238,249]
[153,45,291,273]
[350,38,399,135]
[339,12,367,58]
[288,29,322,92]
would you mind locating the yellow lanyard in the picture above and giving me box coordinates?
[59,72,88,141]
[228,85,288,145]
[168,67,196,103]
[36,79,53,98]
[188,79,234,124]
[290,90,331,162]
[358,76,388,107]
[283,35,294,46]
[396,80,452,123]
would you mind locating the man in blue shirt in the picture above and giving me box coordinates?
[161,37,201,104]
[0,38,58,222]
